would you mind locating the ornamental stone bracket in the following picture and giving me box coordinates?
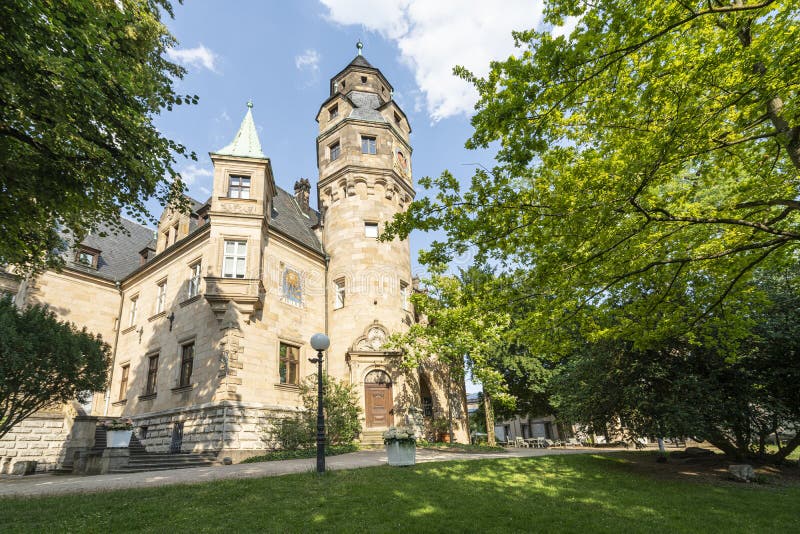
[348,320,401,356]
[203,276,265,321]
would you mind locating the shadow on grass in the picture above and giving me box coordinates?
[1,455,798,533]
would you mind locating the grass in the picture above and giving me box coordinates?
[241,444,359,463]
[2,454,798,533]
[417,440,506,453]
[766,444,800,461]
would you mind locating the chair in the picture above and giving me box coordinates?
[515,437,528,448]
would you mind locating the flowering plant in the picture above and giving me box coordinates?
[104,418,133,431]
[383,426,416,444]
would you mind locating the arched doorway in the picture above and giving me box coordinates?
[364,370,393,428]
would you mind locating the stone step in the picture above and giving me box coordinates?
[110,462,215,474]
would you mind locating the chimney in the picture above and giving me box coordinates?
[294,178,311,211]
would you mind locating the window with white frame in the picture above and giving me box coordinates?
[400,281,410,311]
[361,135,377,154]
[228,175,251,199]
[128,296,138,327]
[187,261,202,298]
[156,280,167,313]
[223,240,247,279]
[364,222,378,239]
[334,278,345,309]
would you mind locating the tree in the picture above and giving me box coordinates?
[0,0,196,271]
[0,296,110,439]
[385,0,800,348]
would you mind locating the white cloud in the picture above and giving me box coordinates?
[178,163,212,186]
[320,0,545,121]
[167,44,218,72]
[551,15,581,39]
[295,49,321,72]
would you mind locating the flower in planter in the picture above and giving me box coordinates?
[104,418,133,431]
[383,426,416,444]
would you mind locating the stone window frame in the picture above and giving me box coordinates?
[278,341,300,386]
[329,140,341,162]
[118,363,130,401]
[334,277,346,309]
[400,280,410,311]
[178,340,195,389]
[127,294,139,328]
[364,221,379,239]
[227,174,251,199]
[222,238,248,279]
[329,104,338,120]
[186,258,202,299]
[143,352,159,397]
[155,277,168,314]
[361,135,377,155]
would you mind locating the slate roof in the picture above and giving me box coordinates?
[66,218,155,281]
[348,54,374,69]
[270,187,322,253]
[347,91,387,123]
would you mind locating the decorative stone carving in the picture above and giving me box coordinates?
[221,202,256,215]
[351,321,394,352]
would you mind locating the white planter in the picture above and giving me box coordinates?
[107,429,133,448]
[386,440,416,466]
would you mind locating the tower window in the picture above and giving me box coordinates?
[223,240,247,279]
[334,278,345,309]
[361,136,377,155]
[401,281,410,311]
[361,76,367,83]
[329,104,338,119]
[394,112,401,125]
[330,141,341,162]
[364,222,378,239]
[228,175,251,199]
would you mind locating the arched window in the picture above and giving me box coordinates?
[365,369,391,385]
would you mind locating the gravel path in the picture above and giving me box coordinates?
[0,446,621,498]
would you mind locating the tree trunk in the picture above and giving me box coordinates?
[657,437,666,453]
[483,391,496,447]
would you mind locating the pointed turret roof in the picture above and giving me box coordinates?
[214,102,266,159]
[348,54,374,69]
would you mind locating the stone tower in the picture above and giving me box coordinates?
[316,44,416,431]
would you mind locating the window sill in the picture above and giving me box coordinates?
[280,298,304,308]
[138,393,157,401]
[171,384,194,393]
[274,383,300,392]
[148,311,166,322]
[121,325,137,335]
[218,196,257,203]
[179,294,202,307]
[111,399,127,407]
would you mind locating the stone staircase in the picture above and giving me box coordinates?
[109,434,220,474]
[359,430,385,448]
[52,424,108,475]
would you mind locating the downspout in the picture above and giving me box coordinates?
[104,280,125,416]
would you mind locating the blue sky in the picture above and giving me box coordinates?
[155,0,571,277]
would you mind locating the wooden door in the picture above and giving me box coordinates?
[365,383,393,428]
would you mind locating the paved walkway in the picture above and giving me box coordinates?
[0,446,621,498]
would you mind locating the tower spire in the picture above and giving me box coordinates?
[356,40,363,56]
[215,102,265,159]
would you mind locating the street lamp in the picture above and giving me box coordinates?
[309,333,330,473]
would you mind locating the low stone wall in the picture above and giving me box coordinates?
[132,401,302,454]
[0,412,69,474]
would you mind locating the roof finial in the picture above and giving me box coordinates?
[356,40,363,56]
[247,100,253,109]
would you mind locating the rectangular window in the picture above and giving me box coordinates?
[77,250,95,267]
[364,222,378,239]
[223,240,247,279]
[119,365,130,401]
[400,281,410,311]
[179,343,194,388]
[228,175,251,199]
[128,296,138,327]
[279,343,299,385]
[334,278,345,309]
[146,354,159,395]
[361,76,367,83]
[187,262,202,298]
[330,141,341,161]
[361,136,377,155]
[156,280,167,313]
[329,104,338,119]
[171,223,179,245]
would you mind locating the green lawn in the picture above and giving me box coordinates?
[1,454,797,533]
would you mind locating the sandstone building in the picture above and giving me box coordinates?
[0,49,468,469]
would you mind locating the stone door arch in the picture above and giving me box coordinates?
[364,369,393,428]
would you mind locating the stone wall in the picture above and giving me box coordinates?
[131,401,301,456]
[0,410,74,474]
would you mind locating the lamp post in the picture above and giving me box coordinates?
[309,333,330,473]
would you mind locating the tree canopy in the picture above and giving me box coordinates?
[385,0,800,349]
[0,0,195,271]
[0,296,110,439]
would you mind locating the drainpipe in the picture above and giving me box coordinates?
[324,254,329,376]
[104,280,125,416]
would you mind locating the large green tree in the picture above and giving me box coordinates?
[0,297,110,439]
[0,0,195,271]
[385,0,800,348]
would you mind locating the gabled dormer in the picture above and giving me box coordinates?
[209,102,276,224]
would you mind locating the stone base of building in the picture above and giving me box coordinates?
[130,400,302,454]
